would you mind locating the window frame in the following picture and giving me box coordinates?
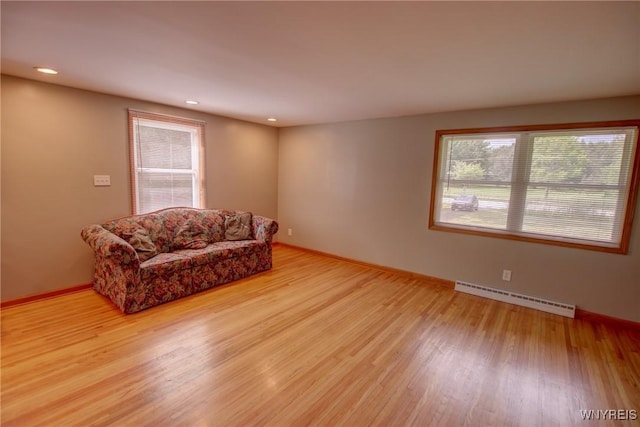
[428,120,640,254]
[128,109,206,214]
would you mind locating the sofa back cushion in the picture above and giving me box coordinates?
[103,213,171,254]
[224,212,253,240]
[156,208,227,250]
[172,219,210,249]
[103,208,253,256]
[120,228,158,261]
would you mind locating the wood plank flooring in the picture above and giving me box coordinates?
[2,245,639,426]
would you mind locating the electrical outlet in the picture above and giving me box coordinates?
[93,175,111,186]
[287,228,293,236]
[502,269,512,282]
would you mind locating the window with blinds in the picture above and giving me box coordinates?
[128,110,205,214]
[429,120,640,253]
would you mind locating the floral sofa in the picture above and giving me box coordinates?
[80,207,278,313]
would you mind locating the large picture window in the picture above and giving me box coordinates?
[429,120,640,253]
[128,110,205,214]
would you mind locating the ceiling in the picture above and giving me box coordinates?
[2,1,639,127]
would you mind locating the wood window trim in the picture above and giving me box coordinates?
[428,119,640,254]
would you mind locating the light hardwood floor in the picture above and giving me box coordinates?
[2,245,639,426]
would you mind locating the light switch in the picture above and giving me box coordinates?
[94,175,111,186]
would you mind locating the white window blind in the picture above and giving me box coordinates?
[429,121,640,253]
[129,110,205,214]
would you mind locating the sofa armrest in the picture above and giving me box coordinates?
[81,225,141,312]
[81,225,140,266]
[252,216,279,243]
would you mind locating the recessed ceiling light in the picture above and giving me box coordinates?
[267,117,277,122]
[185,100,199,105]
[34,67,58,75]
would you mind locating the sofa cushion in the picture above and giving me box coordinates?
[173,219,209,250]
[157,208,226,244]
[103,213,171,253]
[140,252,193,282]
[225,212,252,240]
[174,240,265,266]
[121,228,158,262]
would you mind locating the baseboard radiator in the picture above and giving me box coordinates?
[455,280,575,318]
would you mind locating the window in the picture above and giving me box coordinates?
[128,110,205,214]
[429,120,640,253]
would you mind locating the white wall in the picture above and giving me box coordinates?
[278,96,640,322]
[1,75,279,301]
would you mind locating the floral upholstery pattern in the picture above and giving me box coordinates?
[81,208,278,313]
[172,219,210,250]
